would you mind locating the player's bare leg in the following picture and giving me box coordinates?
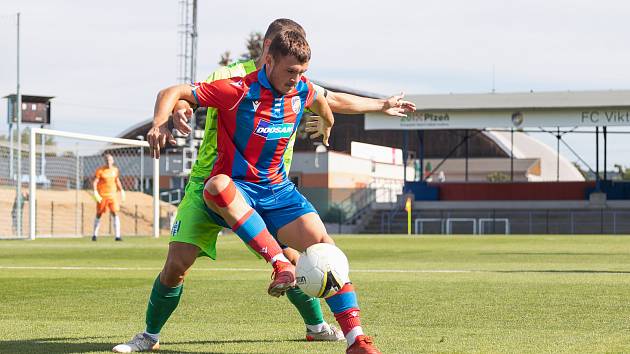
[113,241,199,353]
[277,213,381,353]
[203,174,294,296]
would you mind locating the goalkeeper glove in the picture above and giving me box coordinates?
[120,189,126,203]
[93,191,103,203]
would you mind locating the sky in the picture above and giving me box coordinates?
[1,0,630,171]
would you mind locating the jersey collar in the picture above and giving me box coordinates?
[258,65,274,91]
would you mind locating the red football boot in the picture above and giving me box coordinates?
[346,335,381,354]
[267,260,296,297]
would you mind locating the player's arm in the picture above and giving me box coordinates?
[170,66,233,135]
[307,92,335,147]
[147,84,197,158]
[326,90,416,117]
[172,100,194,135]
[115,176,126,202]
[92,173,102,203]
[148,80,244,158]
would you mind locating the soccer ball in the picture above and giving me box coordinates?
[295,243,350,298]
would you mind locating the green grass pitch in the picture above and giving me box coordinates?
[1,235,630,353]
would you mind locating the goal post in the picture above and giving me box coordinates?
[27,127,161,239]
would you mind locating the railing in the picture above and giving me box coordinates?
[334,177,405,226]
[384,209,630,234]
[380,196,406,233]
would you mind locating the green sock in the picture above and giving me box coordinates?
[286,287,324,326]
[145,275,183,335]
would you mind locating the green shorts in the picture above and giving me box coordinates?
[170,179,223,259]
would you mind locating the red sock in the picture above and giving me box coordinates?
[232,209,283,263]
[330,284,362,335]
[248,230,283,263]
[335,308,362,335]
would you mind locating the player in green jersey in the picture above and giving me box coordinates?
[113,19,415,353]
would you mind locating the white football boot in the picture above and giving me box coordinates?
[306,323,345,341]
[112,333,159,353]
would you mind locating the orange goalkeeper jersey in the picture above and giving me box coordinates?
[95,166,119,198]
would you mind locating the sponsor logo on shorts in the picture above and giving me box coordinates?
[171,220,181,236]
[253,120,294,140]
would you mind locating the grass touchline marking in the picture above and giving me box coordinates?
[2,266,627,274]
[0,265,473,273]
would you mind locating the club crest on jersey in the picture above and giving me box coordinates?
[253,120,294,140]
[291,96,301,114]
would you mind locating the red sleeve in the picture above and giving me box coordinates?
[302,76,317,108]
[191,78,247,110]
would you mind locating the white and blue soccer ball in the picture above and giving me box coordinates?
[295,243,350,298]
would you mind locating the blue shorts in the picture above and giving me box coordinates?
[206,179,318,237]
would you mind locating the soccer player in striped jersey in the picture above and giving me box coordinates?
[113,19,413,354]
[169,30,377,354]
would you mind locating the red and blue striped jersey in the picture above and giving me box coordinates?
[192,66,317,185]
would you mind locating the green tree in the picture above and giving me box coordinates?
[614,164,630,180]
[218,50,232,66]
[240,32,263,61]
[487,171,510,182]
[0,130,55,145]
[219,31,264,64]
[572,162,588,179]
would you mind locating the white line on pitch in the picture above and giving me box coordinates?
[0,265,474,273]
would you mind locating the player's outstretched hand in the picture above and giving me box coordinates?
[147,124,176,159]
[304,115,332,147]
[173,107,193,135]
[383,92,416,117]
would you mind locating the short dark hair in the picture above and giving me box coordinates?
[264,18,306,41]
[268,30,311,63]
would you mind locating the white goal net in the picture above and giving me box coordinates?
[0,128,170,239]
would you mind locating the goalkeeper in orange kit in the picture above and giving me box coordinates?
[92,153,126,241]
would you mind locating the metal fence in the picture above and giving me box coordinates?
[0,128,173,238]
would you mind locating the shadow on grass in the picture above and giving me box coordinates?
[167,338,289,345]
[0,336,260,354]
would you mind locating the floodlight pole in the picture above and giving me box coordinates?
[187,0,198,155]
[16,12,22,238]
[8,122,13,179]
